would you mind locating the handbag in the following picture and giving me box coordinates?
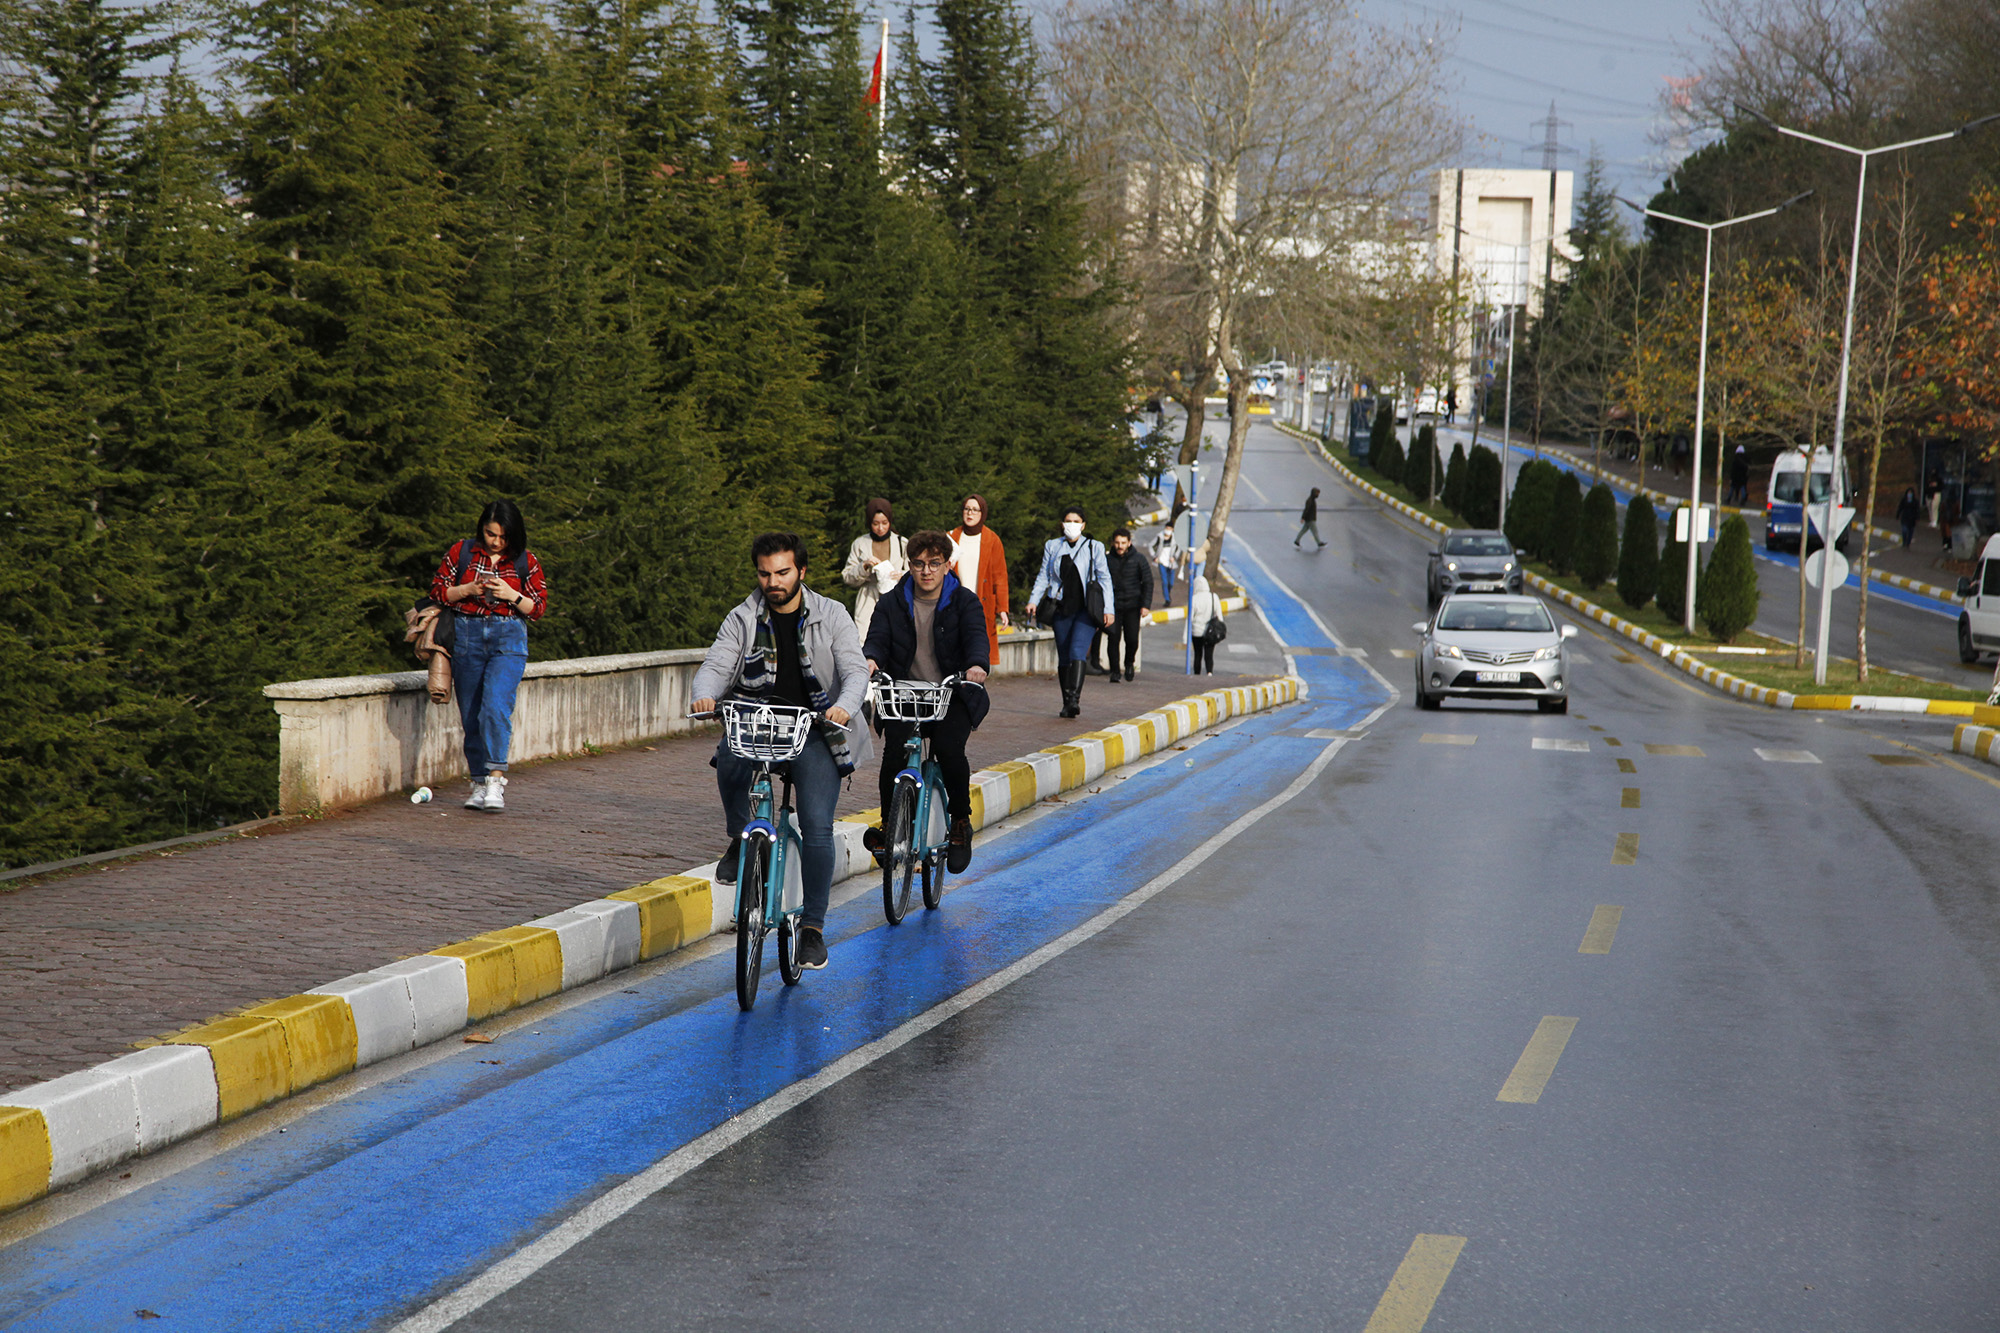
[1208,614,1228,643]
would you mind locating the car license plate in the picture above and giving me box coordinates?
[1467,581,1497,591]
[1475,670,1521,683]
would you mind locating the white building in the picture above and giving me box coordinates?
[1428,168,1576,408]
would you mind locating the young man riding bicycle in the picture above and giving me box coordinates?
[862,529,991,874]
[692,533,870,972]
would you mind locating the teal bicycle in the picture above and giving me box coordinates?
[712,699,830,1011]
[870,673,973,924]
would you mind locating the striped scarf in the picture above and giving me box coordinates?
[739,601,856,774]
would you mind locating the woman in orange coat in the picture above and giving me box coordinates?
[950,494,1010,661]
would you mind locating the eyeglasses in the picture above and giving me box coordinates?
[911,559,949,573]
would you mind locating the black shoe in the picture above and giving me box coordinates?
[1084,662,1107,676]
[863,824,887,867]
[947,817,973,873]
[714,840,739,884]
[1124,668,1136,681]
[1106,669,1121,682]
[797,927,828,970]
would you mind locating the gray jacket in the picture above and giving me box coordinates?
[693,587,873,767]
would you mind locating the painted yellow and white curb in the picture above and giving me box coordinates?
[1952,723,2000,767]
[0,676,1301,1214]
[1276,422,1998,724]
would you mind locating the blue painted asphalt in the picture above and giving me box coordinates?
[0,583,1385,1332]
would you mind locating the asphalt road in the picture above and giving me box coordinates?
[7,418,2000,1330]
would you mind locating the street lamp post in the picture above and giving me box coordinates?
[1739,106,2000,683]
[1618,191,1812,633]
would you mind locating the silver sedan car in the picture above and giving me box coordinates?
[1412,595,1578,713]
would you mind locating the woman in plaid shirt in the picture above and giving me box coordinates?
[431,500,548,812]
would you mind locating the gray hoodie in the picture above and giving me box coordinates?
[693,587,873,767]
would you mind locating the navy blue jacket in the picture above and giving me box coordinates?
[863,572,992,680]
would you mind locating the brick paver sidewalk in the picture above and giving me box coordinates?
[0,669,1265,1094]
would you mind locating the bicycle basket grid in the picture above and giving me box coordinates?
[720,700,817,761]
[871,677,953,723]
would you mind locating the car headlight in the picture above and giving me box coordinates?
[1502,561,1514,572]
[1445,561,1457,571]
[1531,644,1561,661]
[1433,643,1463,659]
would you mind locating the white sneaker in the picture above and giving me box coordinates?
[482,773,507,812]
[464,779,490,810]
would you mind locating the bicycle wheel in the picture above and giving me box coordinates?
[777,901,804,986]
[735,834,770,1011]
[883,783,916,925]
[922,853,944,910]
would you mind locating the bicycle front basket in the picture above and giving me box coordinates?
[719,700,817,762]
[870,677,953,723]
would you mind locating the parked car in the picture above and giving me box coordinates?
[1412,595,1577,713]
[1427,530,1524,608]
[1955,534,2000,663]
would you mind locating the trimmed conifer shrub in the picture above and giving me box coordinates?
[1443,444,1467,518]
[1576,484,1619,588]
[1657,512,1693,622]
[1374,429,1405,488]
[1465,445,1501,527]
[1505,460,1554,557]
[1368,398,1396,468]
[1698,515,1760,642]
[1404,424,1437,500]
[1546,471,1583,574]
[1618,495,1659,610]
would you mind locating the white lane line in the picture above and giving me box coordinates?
[393,736,1381,1333]
[1420,733,1476,746]
[1532,738,1589,752]
[1570,652,1595,664]
[1756,748,1821,764]
[1225,642,1259,655]
[1389,649,1415,659]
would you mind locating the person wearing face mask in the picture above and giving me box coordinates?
[841,498,907,645]
[949,494,1010,661]
[1024,507,1116,718]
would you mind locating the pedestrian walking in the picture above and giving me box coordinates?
[949,494,1010,662]
[430,500,548,813]
[1104,529,1154,682]
[1024,507,1116,718]
[1444,389,1457,426]
[1188,574,1222,675]
[1726,444,1750,505]
[692,532,869,974]
[1896,487,1921,549]
[1294,487,1326,548]
[1150,525,1180,607]
[1670,432,1691,479]
[840,498,907,646]
[1925,470,1943,530]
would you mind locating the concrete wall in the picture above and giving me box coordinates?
[265,628,1065,815]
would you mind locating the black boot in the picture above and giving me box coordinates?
[1055,665,1072,716]
[1060,662,1083,718]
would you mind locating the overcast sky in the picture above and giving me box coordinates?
[1363,0,1719,210]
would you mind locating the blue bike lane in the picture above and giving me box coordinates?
[0,559,1388,1333]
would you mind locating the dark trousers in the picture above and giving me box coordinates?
[1193,634,1217,673]
[716,733,838,930]
[1105,607,1143,674]
[879,694,975,821]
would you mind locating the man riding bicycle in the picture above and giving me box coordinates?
[692,533,870,972]
[862,529,991,873]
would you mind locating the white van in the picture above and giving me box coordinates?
[1956,534,2000,663]
[1764,448,1853,553]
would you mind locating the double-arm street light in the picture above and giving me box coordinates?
[1616,191,1813,634]
[1737,105,2000,684]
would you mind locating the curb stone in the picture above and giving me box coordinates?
[0,676,1302,1214]
[1275,422,2000,724]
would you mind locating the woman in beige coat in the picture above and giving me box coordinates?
[842,497,907,644]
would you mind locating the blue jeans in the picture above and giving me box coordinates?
[716,734,839,931]
[454,616,528,778]
[1158,566,1175,606]
[1051,614,1097,663]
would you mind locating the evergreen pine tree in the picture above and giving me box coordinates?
[1546,471,1583,575]
[1505,460,1553,558]
[1698,515,1759,641]
[1374,430,1404,490]
[1576,484,1619,588]
[1617,494,1659,610]
[1465,445,1501,528]
[1657,511,1692,621]
[1442,444,1467,518]
[1367,399,1395,471]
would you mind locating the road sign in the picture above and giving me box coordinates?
[1804,548,1850,591]
[1822,504,1856,541]
[1179,505,1211,551]
[1674,506,1713,543]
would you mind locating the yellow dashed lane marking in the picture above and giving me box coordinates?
[1869,753,1929,767]
[1420,734,1476,746]
[1615,758,1637,774]
[1621,787,1640,808]
[1603,737,1623,746]
[1363,1234,1469,1333]
[1498,1016,1579,1103]
[1644,743,1705,757]
[1579,906,1623,954]
[1612,832,1638,864]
